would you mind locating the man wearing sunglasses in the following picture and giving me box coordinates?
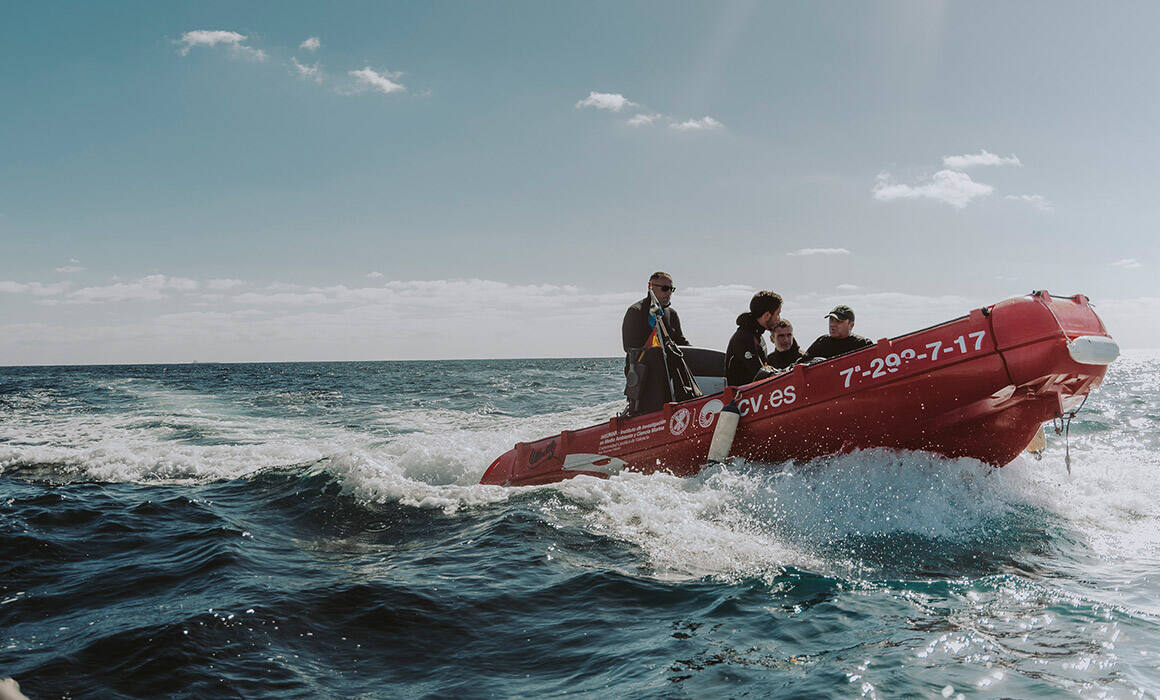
[621,271,690,352]
[620,271,695,415]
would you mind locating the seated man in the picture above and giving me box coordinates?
[805,304,874,361]
[725,291,782,386]
[767,319,806,369]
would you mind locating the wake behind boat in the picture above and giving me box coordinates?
[481,291,1118,486]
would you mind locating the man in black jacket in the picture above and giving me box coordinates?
[622,271,690,351]
[804,304,874,361]
[621,271,695,415]
[767,319,806,369]
[725,291,782,386]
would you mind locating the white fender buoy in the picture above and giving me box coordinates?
[1,678,31,700]
[707,400,741,463]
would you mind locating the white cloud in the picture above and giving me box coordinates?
[787,248,851,257]
[575,92,637,112]
[290,57,321,82]
[942,150,1022,169]
[300,37,321,52]
[626,113,661,127]
[228,280,587,308]
[207,278,246,290]
[177,30,267,61]
[575,94,723,134]
[836,284,860,291]
[2,278,643,363]
[366,271,384,279]
[1004,194,1053,212]
[232,290,334,306]
[670,116,723,131]
[235,45,267,61]
[0,281,71,296]
[178,30,245,54]
[199,284,981,361]
[349,66,406,94]
[1109,258,1143,269]
[11,274,1159,366]
[69,274,199,303]
[873,170,994,208]
[802,291,980,335]
[56,265,86,273]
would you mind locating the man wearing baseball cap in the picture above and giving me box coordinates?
[804,304,873,361]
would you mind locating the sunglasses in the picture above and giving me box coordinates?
[651,284,676,292]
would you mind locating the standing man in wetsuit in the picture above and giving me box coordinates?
[620,272,694,415]
[622,271,690,351]
[725,291,783,386]
[804,304,874,360]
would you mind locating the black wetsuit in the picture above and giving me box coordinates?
[725,312,768,386]
[622,297,689,351]
[767,342,806,370]
[804,334,874,361]
[621,297,696,415]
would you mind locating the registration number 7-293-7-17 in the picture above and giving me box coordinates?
[837,331,988,389]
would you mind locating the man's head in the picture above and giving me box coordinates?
[750,291,783,330]
[648,271,676,307]
[825,304,855,338]
[771,319,795,351]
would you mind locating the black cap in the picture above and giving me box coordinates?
[825,304,855,321]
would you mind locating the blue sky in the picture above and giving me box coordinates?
[2,1,1156,364]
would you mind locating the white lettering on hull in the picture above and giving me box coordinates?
[738,385,797,417]
[837,331,988,389]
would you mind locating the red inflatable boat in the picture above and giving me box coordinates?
[481,291,1119,487]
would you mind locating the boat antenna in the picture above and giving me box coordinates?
[648,288,677,403]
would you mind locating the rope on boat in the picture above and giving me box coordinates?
[1053,394,1088,475]
[1030,292,1092,475]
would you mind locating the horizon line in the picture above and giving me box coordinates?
[3,347,1159,370]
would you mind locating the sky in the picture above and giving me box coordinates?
[1,1,1157,365]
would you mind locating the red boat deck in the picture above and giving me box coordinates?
[481,292,1116,487]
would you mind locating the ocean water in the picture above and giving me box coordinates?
[2,354,1159,699]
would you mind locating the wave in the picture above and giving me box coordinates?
[5,361,1159,586]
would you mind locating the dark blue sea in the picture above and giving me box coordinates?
[3,355,1159,698]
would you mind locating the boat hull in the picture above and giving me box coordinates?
[481,292,1115,486]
